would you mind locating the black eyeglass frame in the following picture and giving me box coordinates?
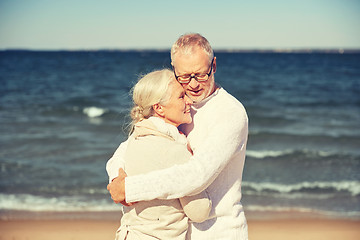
[173,58,214,84]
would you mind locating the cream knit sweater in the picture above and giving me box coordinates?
[114,117,211,240]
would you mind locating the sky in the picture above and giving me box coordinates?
[0,0,359,50]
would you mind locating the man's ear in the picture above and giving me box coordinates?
[213,57,217,74]
[153,103,165,117]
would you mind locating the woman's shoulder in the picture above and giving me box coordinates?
[125,132,191,175]
[135,117,188,144]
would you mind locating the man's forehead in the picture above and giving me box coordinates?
[175,46,205,57]
[173,51,209,65]
[173,60,208,74]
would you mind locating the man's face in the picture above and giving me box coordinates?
[172,47,216,103]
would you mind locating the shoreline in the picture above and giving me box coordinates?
[1,210,359,240]
[0,218,359,240]
[1,209,359,221]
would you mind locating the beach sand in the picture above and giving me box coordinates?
[0,214,359,240]
[248,218,359,240]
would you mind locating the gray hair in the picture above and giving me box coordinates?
[130,69,174,127]
[171,33,214,65]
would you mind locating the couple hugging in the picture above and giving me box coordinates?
[106,33,249,240]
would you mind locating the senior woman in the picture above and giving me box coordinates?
[112,69,211,240]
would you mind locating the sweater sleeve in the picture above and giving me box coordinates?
[125,105,248,202]
[105,139,129,183]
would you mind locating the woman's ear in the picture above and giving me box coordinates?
[153,103,165,117]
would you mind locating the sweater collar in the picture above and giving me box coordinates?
[135,117,188,145]
[192,86,221,109]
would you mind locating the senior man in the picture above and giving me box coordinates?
[107,33,249,239]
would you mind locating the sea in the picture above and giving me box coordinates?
[0,50,359,220]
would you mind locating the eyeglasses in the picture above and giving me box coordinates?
[173,58,214,84]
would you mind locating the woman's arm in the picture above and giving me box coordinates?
[106,139,129,183]
[179,190,212,223]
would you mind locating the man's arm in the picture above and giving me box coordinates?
[107,168,128,205]
[124,107,248,203]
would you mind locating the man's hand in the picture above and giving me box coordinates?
[107,168,133,206]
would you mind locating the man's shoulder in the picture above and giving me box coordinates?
[214,88,246,112]
[197,88,248,126]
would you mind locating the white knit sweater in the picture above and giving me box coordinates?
[106,88,249,240]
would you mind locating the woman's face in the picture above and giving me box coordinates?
[161,81,193,127]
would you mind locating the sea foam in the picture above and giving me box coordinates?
[0,193,119,212]
[243,180,360,196]
[83,107,108,118]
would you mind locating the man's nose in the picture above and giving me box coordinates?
[188,77,199,89]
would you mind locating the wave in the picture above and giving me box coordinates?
[0,193,119,212]
[246,149,342,159]
[1,193,359,220]
[38,105,128,121]
[242,180,360,196]
[39,105,113,118]
[249,131,360,141]
[246,149,294,158]
[82,106,108,118]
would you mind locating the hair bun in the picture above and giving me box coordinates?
[130,105,145,123]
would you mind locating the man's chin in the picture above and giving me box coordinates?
[187,91,204,102]
[188,95,202,103]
